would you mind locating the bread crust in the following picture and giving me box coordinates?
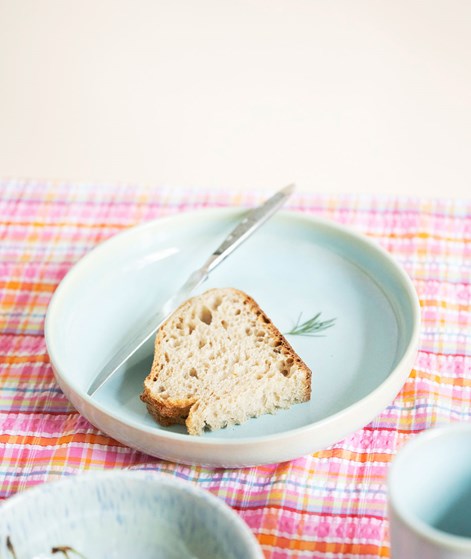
[241,290,312,400]
[140,287,312,434]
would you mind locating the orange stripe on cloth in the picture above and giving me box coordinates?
[0,433,123,447]
[258,534,390,556]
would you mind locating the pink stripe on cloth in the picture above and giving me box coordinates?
[0,180,470,558]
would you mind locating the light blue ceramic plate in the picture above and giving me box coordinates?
[0,471,264,558]
[45,209,420,467]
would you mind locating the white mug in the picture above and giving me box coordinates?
[388,423,471,558]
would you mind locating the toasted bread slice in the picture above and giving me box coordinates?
[140,287,311,435]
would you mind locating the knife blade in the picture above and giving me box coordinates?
[86,183,294,396]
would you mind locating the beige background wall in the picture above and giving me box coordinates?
[0,0,470,196]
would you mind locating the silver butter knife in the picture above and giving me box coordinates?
[87,183,294,396]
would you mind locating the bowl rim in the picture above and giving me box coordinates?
[0,470,264,558]
[388,423,471,552]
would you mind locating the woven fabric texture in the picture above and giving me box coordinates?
[0,181,470,558]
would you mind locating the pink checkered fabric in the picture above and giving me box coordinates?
[0,180,469,558]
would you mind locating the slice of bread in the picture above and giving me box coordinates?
[140,287,311,435]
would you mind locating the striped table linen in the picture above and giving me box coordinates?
[0,180,470,558]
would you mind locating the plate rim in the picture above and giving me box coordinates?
[45,208,421,457]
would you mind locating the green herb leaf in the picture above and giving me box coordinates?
[285,312,336,337]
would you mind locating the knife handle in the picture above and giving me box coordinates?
[204,184,294,274]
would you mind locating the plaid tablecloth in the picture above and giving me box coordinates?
[0,181,470,558]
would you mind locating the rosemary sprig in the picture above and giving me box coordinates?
[6,537,17,559]
[52,547,87,558]
[285,312,336,337]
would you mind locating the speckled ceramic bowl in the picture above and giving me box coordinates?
[0,471,264,559]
